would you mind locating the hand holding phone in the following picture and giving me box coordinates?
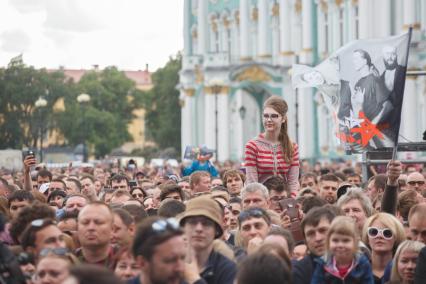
[22,150,36,173]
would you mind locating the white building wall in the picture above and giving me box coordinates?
[180,0,426,161]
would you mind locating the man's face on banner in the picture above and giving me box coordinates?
[383,46,397,70]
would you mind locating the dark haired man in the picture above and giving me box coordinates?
[222,169,245,197]
[318,174,340,204]
[292,206,337,284]
[8,190,35,220]
[238,207,272,255]
[20,218,66,256]
[160,184,184,202]
[110,174,130,191]
[36,170,52,188]
[130,216,187,284]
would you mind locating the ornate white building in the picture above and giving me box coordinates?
[179,0,426,161]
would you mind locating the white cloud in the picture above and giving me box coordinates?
[0,0,184,71]
[0,29,31,53]
[8,0,46,13]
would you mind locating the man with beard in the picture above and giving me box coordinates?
[380,45,406,140]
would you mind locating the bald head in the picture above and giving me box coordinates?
[407,172,425,195]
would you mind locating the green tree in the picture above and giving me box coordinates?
[0,57,71,149]
[56,67,141,158]
[143,55,181,154]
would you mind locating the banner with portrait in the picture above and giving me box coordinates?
[292,31,411,154]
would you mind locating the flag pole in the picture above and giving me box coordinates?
[392,27,413,161]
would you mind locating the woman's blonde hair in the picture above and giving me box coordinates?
[390,240,425,283]
[361,212,406,253]
[263,96,293,162]
[325,216,359,253]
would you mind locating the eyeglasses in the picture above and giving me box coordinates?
[269,196,286,204]
[17,252,34,265]
[263,113,280,120]
[39,247,70,257]
[367,227,393,240]
[407,180,425,186]
[31,219,56,227]
[151,218,180,234]
[238,208,269,224]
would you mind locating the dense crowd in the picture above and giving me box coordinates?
[0,155,425,284]
[1,96,426,284]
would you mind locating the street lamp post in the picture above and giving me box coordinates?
[77,93,91,162]
[35,96,47,162]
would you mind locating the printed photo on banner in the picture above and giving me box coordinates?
[292,31,411,154]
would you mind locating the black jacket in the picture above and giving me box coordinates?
[414,246,426,284]
[292,253,319,284]
[196,250,237,284]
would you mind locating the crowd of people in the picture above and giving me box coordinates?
[0,95,425,284]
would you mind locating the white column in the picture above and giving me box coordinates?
[376,0,391,37]
[403,0,419,42]
[291,5,302,56]
[395,0,404,35]
[329,3,340,51]
[279,0,293,66]
[235,90,244,161]
[204,91,216,149]
[301,0,313,63]
[257,0,270,58]
[239,0,250,59]
[358,0,372,39]
[282,76,296,140]
[317,5,325,56]
[197,0,208,54]
[232,22,240,63]
[181,92,194,157]
[399,77,418,142]
[184,0,192,55]
[221,22,228,52]
[271,17,280,65]
[298,89,315,158]
[217,92,229,161]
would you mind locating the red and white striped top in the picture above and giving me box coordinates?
[244,134,300,193]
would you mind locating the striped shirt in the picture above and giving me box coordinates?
[244,134,300,193]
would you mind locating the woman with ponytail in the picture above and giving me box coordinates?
[244,96,300,193]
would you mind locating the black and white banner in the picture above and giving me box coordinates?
[292,31,411,153]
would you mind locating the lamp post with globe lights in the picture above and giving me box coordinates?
[77,93,91,162]
[34,96,47,162]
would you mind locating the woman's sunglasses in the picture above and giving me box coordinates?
[367,227,393,240]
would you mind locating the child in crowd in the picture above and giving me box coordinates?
[312,216,374,284]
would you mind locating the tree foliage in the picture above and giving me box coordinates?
[142,55,181,154]
[56,67,142,158]
[0,58,70,149]
[0,59,143,158]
